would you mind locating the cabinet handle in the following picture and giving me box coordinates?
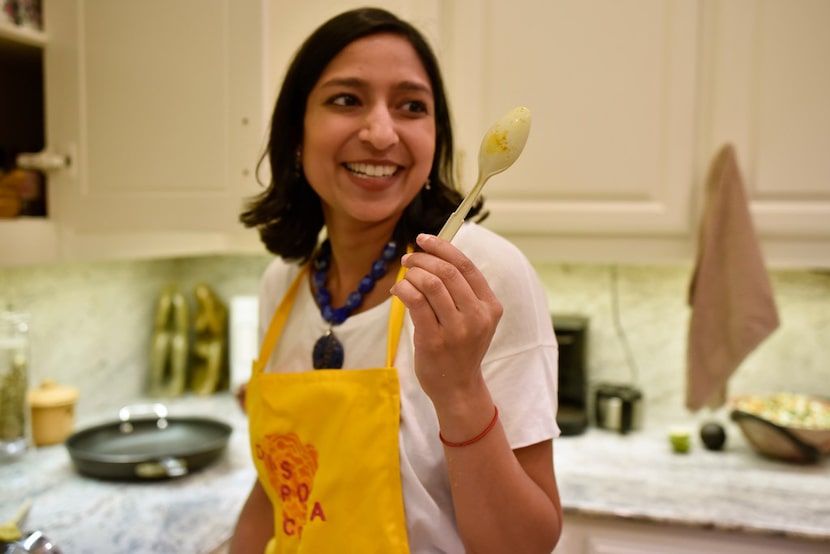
[16,150,71,172]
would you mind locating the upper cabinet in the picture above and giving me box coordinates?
[0,0,266,267]
[46,0,267,261]
[0,14,55,266]
[700,0,830,268]
[441,0,830,268]
[0,0,439,268]
[2,0,827,269]
[443,0,699,264]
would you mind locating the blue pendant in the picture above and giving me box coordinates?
[313,330,344,369]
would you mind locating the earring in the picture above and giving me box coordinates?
[294,148,302,178]
[424,178,432,191]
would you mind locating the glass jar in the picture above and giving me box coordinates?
[0,310,30,462]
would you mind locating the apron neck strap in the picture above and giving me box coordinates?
[386,252,410,368]
[255,264,309,371]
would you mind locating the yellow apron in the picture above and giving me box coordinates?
[247,262,410,554]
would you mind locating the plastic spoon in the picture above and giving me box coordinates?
[0,499,32,542]
[437,106,531,241]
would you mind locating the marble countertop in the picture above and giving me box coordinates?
[556,425,830,542]
[1,395,256,554]
[2,394,829,553]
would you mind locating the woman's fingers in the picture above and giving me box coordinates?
[390,276,440,330]
[390,233,502,336]
[404,234,498,310]
[390,234,503,402]
[396,264,463,326]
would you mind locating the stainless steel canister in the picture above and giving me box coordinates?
[594,383,643,434]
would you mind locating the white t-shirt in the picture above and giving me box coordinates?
[258,222,560,554]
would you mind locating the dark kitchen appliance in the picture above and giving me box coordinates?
[553,314,589,436]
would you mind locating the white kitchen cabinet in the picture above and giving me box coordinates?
[440,0,830,268]
[262,0,443,117]
[5,1,825,269]
[0,0,266,267]
[46,0,267,262]
[0,20,57,266]
[556,512,828,554]
[442,0,700,265]
[699,0,830,268]
[0,0,445,268]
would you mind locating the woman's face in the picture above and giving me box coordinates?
[302,33,436,231]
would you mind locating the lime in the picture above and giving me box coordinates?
[668,429,691,454]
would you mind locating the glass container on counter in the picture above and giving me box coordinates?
[0,310,30,461]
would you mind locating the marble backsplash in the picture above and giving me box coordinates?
[1,254,828,426]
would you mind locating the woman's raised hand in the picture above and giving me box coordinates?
[390,234,503,407]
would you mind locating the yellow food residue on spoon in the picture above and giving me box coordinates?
[485,129,511,154]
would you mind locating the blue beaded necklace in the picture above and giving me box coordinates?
[311,238,398,369]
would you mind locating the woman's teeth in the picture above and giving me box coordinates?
[346,163,397,177]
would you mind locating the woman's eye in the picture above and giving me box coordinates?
[330,94,360,107]
[402,100,428,114]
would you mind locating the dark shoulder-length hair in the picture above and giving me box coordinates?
[239,7,485,262]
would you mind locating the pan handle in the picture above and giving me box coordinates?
[118,403,169,433]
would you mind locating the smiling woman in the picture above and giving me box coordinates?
[301,32,436,228]
[232,8,562,554]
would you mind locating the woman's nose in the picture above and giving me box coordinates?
[358,107,399,150]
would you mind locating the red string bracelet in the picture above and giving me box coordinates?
[439,405,499,447]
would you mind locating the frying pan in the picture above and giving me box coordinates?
[65,403,232,480]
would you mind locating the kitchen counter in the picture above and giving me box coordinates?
[1,394,255,554]
[556,425,830,543]
[1,394,828,553]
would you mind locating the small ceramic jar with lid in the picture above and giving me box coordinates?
[27,379,79,446]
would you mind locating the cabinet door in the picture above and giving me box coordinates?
[701,0,830,267]
[442,0,699,263]
[0,22,56,266]
[43,0,264,260]
[262,0,443,108]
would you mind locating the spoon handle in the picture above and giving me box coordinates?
[437,174,486,242]
[10,499,32,526]
[436,209,466,241]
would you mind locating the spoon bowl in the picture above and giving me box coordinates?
[437,106,531,241]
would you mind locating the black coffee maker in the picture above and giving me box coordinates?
[553,314,589,436]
